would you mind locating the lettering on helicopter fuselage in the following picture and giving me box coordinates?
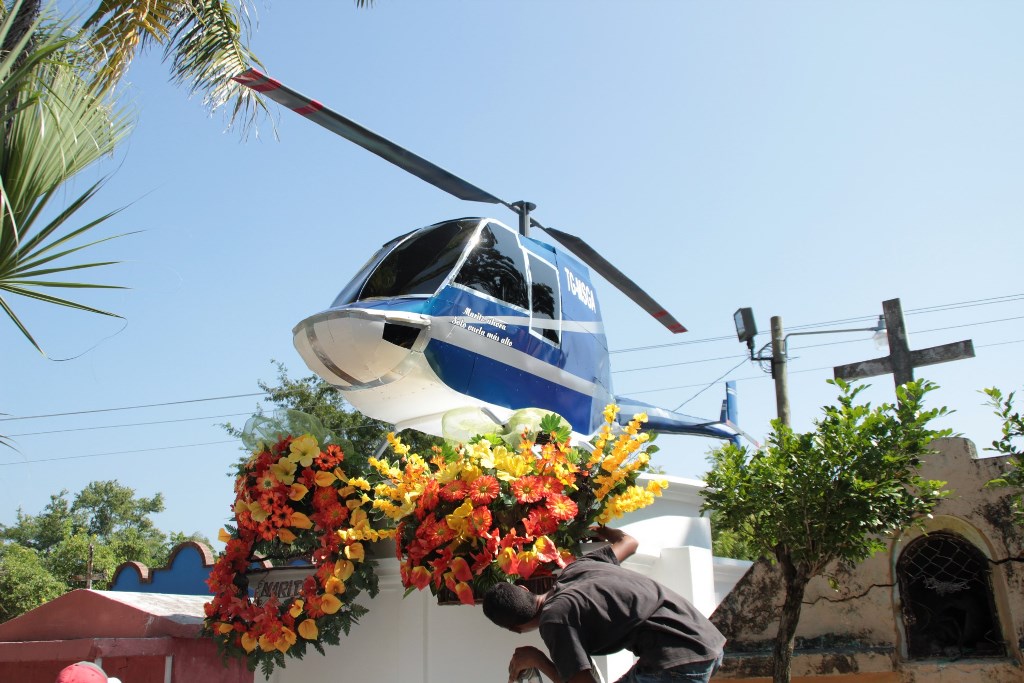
[564,268,596,312]
[451,308,513,347]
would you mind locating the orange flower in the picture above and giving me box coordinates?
[468,475,500,506]
[449,556,473,582]
[289,511,314,529]
[319,593,342,615]
[511,476,545,504]
[409,565,432,590]
[455,581,475,606]
[298,618,318,640]
[545,493,578,522]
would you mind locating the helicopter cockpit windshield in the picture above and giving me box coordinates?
[331,219,480,306]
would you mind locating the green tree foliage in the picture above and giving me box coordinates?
[0,543,66,622]
[0,480,200,622]
[701,380,951,683]
[984,387,1024,517]
[232,362,441,470]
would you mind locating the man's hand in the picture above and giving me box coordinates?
[508,646,556,683]
[590,525,638,562]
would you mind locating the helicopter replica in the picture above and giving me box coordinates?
[234,69,738,441]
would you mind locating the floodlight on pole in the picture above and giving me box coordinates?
[734,309,892,428]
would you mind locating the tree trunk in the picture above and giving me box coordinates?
[772,557,810,683]
[1,0,41,57]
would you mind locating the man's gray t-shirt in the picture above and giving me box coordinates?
[538,545,726,680]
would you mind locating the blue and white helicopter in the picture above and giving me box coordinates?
[235,69,738,442]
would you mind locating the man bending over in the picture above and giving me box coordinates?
[482,526,725,683]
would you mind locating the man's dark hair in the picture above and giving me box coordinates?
[482,582,537,628]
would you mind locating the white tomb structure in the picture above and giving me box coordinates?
[268,473,750,683]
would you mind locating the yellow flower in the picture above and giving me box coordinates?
[270,459,296,485]
[298,619,319,640]
[217,528,232,543]
[324,576,346,595]
[320,593,342,614]
[345,542,365,562]
[348,476,371,491]
[289,434,320,467]
[241,632,259,653]
[335,559,355,581]
[216,622,234,634]
[289,600,304,618]
[445,498,474,533]
[278,528,297,544]
[493,451,531,481]
[603,404,619,424]
[247,501,270,523]
[646,479,669,496]
[387,432,410,456]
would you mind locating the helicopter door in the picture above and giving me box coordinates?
[527,253,560,345]
[452,223,529,309]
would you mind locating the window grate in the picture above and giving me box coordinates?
[897,532,1004,659]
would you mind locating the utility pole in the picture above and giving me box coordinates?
[73,543,105,589]
[770,316,791,428]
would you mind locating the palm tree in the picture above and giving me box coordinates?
[3,0,268,130]
[4,0,375,131]
[0,2,134,355]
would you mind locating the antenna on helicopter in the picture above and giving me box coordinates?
[234,68,687,334]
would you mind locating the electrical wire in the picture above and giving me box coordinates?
[611,292,1024,354]
[0,393,265,422]
[6,412,258,438]
[0,440,238,466]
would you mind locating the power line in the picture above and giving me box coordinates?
[0,393,265,422]
[611,292,1024,355]
[6,413,257,438]
[0,440,239,466]
[625,338,1024,396]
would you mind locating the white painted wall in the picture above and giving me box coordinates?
[270,475,742,683]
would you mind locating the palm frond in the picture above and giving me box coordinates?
[0,8,135,354]
[167,0,267,132]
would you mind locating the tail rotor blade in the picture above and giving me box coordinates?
[233,69,506,206]
[543,227,687,334]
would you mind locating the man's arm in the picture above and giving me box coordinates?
[591,525,638,562]
[507,646,599,683]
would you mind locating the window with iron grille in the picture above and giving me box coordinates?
[897,532,1005,659]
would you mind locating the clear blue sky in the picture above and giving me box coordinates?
[3,1,1022,547]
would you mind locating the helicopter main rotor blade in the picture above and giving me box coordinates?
[234,69,506,206]
[542,227,687,334]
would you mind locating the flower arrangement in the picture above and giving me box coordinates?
[203,411,393,677]
[369,405,667,605]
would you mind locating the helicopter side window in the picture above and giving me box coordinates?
[454,223,529,309]
[528,254,560,344]
[352,219,478,302]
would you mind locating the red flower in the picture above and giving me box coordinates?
[545,493,578,522]
[468,475,500,506]
[467,506,493,537]
[524,506,558,537]
[537,475,564,496]
[440,479,469,502]
[417,479,440,519]
[315,444,345,469]
[510,476,545,504]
